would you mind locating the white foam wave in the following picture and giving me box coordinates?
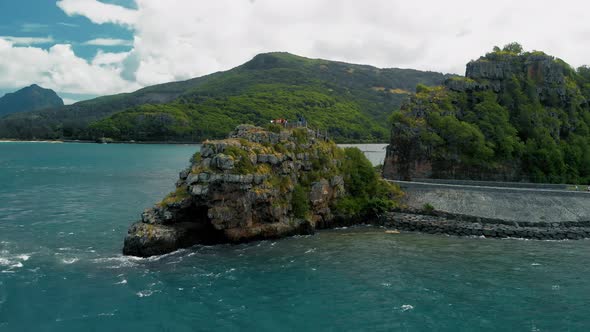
[400,304,414,312]
[114,279,128,285]
[17,254,30,261]
[62,258,79,264]
[92,255,145,269]
[0,251,31,270]
[136,290,156,298]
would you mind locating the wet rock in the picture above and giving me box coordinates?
[123,222,222,257]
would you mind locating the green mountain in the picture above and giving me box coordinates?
[0,84,63,117]
[384,43,590,184]
[0,52,449,142]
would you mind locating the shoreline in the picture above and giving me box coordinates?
[379,211,590,241]
[0,138,388,145]
[0,139,203,145]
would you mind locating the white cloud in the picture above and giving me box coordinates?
[20,23,50,32]
[57,0,139,26]
[0,38,140,95]
[57,22,80,28]
[65,0,590,88]
[92,50,131,66]
[0,36,54,45]
[84,38,133,46]
[62,98,78,105]
[6,0,590,98]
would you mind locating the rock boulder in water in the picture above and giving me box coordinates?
[123,125,400,257]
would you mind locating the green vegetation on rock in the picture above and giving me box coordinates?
[335,147,401,217]
[158,185,190,208]
[124,125,405,257]
[292,184,311,219]
[387,43,590,184]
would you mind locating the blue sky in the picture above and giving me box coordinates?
[0,0,135,103]
[1,0,589,105]
[0,0,134,59]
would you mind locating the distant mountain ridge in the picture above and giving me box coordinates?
[0,52,450,142]
[0,84,63,117]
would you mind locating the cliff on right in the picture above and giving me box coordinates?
[383,43,590,184]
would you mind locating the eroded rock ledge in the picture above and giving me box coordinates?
[123,125,399,257]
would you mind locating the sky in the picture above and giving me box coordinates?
[0,0,589,104]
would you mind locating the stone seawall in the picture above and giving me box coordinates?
[410,178,570,190]
[392,180,590,224]
[382,212,590,240]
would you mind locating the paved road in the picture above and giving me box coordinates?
[388,179,590,222]
[387,180,590,196]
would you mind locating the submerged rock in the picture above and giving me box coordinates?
[123,124,400,257]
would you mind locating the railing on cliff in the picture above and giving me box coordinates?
[275,121,330,141]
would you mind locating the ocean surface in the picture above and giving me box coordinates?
[1,142,589,332]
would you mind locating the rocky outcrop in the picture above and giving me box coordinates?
[123,125,358,257]
[383,46,585,182]
[463,53,568,101]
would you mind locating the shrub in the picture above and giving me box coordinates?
[365,197,396,217]
[266,123,283,133]
[224,146,256,174]
[191,151,202,164]
[292,128,309,144]
[423,203,435,214]
[291,184,310,219]
[416,83,431,94]
[333,147,402,217]
[159,185,190,207]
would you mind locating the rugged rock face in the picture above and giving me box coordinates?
[124,125,362,257]
[462,53,567,100]
[383,45,590,183]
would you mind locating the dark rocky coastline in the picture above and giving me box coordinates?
[381,210,590,240]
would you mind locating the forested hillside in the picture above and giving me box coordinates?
[385,43,590,184]
[0,52,449,142]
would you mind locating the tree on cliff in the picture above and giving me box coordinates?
[385,44,590,184]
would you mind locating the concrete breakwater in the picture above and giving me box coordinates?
[382,212,590,240]
[392,180,590,224]
[374,179,590,240]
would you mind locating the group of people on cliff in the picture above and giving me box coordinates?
[270,115,307,128]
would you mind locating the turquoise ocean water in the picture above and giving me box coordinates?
[0,142,589,331]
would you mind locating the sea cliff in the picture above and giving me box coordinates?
[123,125,400,257]
[383,43,590,184]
